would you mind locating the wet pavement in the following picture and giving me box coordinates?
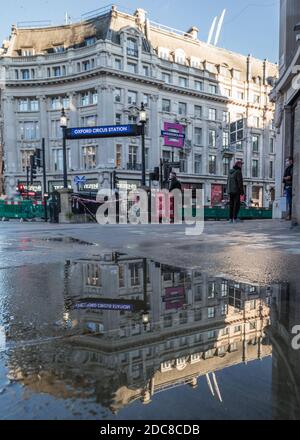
[0,221,300,419]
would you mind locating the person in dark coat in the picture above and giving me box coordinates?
[169,172,182,192]
[227,160,244,223]
[283,156,293,221]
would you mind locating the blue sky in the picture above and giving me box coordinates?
[0,0,279,62]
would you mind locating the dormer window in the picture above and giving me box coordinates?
[127,38,138,57]
[85,36,96,46]
[232,69,241,80]
[219,65,229,77]
[21,48,34,56]
[205,62,217,74]
[53,45,65,53]
[190,57,200,69]
[158,47,170,61]
[174,49,186,65]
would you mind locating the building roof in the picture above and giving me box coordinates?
[1,6,278,81]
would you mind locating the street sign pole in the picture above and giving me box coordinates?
[26,166,30,200]
[42,138,48,222]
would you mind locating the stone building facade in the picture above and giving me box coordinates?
[0,6,277,206]
[271,0,300,223]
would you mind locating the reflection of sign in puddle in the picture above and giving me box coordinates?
[0,326,6,351]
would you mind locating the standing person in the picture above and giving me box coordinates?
[169,172,182,192]
[283,156,293,221]
[227,160,244,223]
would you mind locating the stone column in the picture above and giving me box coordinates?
[149,94,160,168]
[3,96,17,196]
[40,96,50,172]
[292,100,300,226]
[58,188,74,224]
[69,92,79,171]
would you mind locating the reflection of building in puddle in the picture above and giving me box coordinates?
[60,253,276,412]
[268,282,300,420]
[6,254,284,415]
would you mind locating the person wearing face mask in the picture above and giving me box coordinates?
[283,156,293,221]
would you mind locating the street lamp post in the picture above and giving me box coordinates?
[139,103,147,187]
[60,108,68,189]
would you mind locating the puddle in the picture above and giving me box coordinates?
[0,253,299,420]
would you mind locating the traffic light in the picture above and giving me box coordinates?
[112,170,119,190]
[30,154,37,184]
[35,148,42,168]
[150,167,160,182]
[163,163,172,183]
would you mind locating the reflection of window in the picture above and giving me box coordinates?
[207,330,216,340]
[221,327,229,336]
[195,284,202,302]
[230,343,238,352]
[130,263,140,286]
[179,311,188,325]
[119,265,125,288]
[86,264,101,287]
[164,315,172,328]
[194,310,202,321]
[208,282,216,299]
[249,321,257,330]
[234,325,242,333]
[221,281,228,297]
[208,307,215,319]
[221,304,228,316]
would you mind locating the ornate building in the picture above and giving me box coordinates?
[0,6,277,206]
[271,0,300,224]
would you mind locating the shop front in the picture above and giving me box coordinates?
[48,181,72,193]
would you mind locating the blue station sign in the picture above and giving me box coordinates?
[65,124,141,140]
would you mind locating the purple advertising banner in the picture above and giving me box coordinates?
[163,122,185,148]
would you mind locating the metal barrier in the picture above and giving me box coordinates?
[0,200,47,220]
[183,206,273,221]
